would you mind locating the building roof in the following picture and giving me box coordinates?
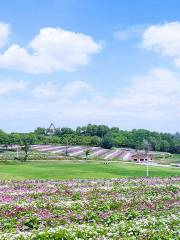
[131,153,152,158]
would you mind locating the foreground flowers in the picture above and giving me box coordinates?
[0,177,179,239]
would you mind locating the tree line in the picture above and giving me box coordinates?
[0,124,180,153]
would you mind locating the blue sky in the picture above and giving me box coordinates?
[0,0,180,133]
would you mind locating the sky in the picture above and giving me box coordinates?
[0,0,180,133]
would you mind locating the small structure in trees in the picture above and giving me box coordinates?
[46,123,56,135]
[131,140,153,162]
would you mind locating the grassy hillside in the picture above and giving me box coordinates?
[170,154,180,163]
[156,153,180,164]
[0,161,179,180]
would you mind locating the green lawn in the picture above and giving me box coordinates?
[156,153,180,164]
[0,161,179,180]
[169,154,180,163]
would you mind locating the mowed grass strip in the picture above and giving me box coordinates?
[0,161,179,180]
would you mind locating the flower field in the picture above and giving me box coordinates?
[31,145,133,161]
[0,177,179,240]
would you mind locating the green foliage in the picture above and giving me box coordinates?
[0,125,180,153]
[84,149,91,159]
[101,133,115,149]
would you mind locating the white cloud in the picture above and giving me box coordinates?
[31,80,94,99]
[31,81,57,97]
[111,68,180,118]
[0,27,102,73]
[12,68,180,121]
[1,68,180,132]
[142,22,180,67]
[60,80,93,98]
[0,22,10,48]
[114,24,146,41]
[0,80,26,95]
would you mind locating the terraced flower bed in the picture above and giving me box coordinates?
[31,145,131,161]
[0,177,179,239]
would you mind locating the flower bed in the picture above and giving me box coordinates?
[0,177,179,239]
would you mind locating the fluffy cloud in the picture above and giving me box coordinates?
[1,21,180,132]
[111,68,180,118]
[1,68,180,132]
[31,81,57,97]
[0,80,26,95]
[60,80,93,98]
[31,80,94,99]
[0,27,102,73]
[0,22,10,48]
[143,22,180,67]
[114,24,146,41]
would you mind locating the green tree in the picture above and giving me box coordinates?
[34,127,46,136]
[85,148,91,159]
[97,125,109,137]
[160,140,170,152]
[101,133,115,149]
[21,141,30,161]
[60,127,74,135]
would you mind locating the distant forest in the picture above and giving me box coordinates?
[0,124,180,153]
